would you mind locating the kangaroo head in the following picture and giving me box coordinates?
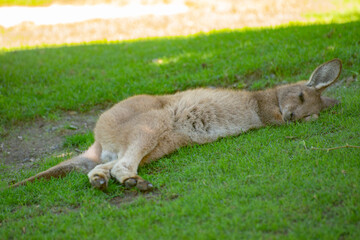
[277,59,342,122]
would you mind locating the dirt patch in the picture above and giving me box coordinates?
[0,108,103,170]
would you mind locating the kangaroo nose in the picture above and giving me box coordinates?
[284,112,295,122]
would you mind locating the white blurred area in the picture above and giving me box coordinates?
[0,2,189,28]
[0,0,337,48]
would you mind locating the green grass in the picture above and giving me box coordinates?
[1,6,360,240]
[63,131,94,149]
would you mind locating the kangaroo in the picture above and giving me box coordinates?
[11,59,342,191]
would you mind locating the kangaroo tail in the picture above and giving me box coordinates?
[10,142,102,188]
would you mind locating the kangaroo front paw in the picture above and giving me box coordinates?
[88,169,110,190]
[90,174,108,190]
[124,176,154,192]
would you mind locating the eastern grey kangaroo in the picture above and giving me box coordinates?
[11,59,342,191]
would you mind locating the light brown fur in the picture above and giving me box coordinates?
[11,59,342,191]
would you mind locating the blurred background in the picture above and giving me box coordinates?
[0,0,358,48]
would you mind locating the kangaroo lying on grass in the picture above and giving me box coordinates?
[12,59,342,191]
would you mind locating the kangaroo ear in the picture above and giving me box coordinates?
[306,59,342,92]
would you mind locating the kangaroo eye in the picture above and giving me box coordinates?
[299,92,304,103]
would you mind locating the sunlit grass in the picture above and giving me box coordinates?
[304,0,360,23]
[0,0,51,6]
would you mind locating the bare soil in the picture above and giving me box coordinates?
[1,108,102,168]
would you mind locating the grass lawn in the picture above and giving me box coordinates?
[1,4,360,240]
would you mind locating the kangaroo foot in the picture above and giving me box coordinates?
[124,176,154,192]
[88,168,111,190]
